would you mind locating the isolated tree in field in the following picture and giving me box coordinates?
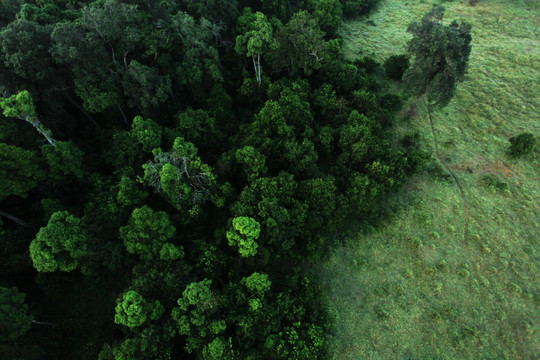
[403,5,471,111]
[384,54,409,80]
[235,10,275,85]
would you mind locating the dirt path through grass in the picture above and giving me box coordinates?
[428,110,470,244]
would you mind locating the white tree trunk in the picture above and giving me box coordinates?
[257,54,262,85]
[19,115,56,147]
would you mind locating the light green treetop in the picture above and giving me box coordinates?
[114,290,147,328]
[226,216,261,257]
[29,211,89,272]
[0,90,56,146]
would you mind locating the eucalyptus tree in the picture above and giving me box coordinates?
[235,10,275,85]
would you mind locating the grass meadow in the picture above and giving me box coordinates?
[321,0,540,358]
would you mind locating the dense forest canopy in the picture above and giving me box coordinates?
[0,0,436,358]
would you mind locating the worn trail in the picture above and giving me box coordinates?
[428,111,470,244]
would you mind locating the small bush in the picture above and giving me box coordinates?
[384,54,410,80]
[479,174,509,192]
[507,132,537,157]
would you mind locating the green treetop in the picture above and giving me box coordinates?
[226,216,261,257]
[142,137,217,215]
[0,90,56,146]
[114,290,147,328]
[0,286,32,343]
[0,143,44,200]
[130,116,162,153]
[235,10,275,85]
[119,206,176,260]
[241,272,271,312]
[269,10,327,76]
[172,279,227,354]
[403,5,472,109]
[29,211,89,272]
[312,0,343,35]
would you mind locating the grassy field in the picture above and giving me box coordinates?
[321,0,540,358]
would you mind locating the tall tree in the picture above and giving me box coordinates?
[311,0,343,35]
[403,5,472,110]
[235,10,275,85]
[0,18,53,81]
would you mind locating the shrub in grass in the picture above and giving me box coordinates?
[480,174,509,192]
[437,260,448,272]
[507,132,537,157]
[383,54,410,80]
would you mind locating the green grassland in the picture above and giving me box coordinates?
[321,0,540,358]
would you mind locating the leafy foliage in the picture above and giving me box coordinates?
[269,10,327,76]
[114,290,148,328]
[508,132,537,157]
[341,0,379,18]
[0,1,419,359]
[30,211,89,272]
[235,9,275,84]
[384,54,409,80]
[227,216,261,257]
[0,143,43,200]
[131,116,162,153]
[0,286,32,342]
[119,206,176,260]
[403,5,472,108]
